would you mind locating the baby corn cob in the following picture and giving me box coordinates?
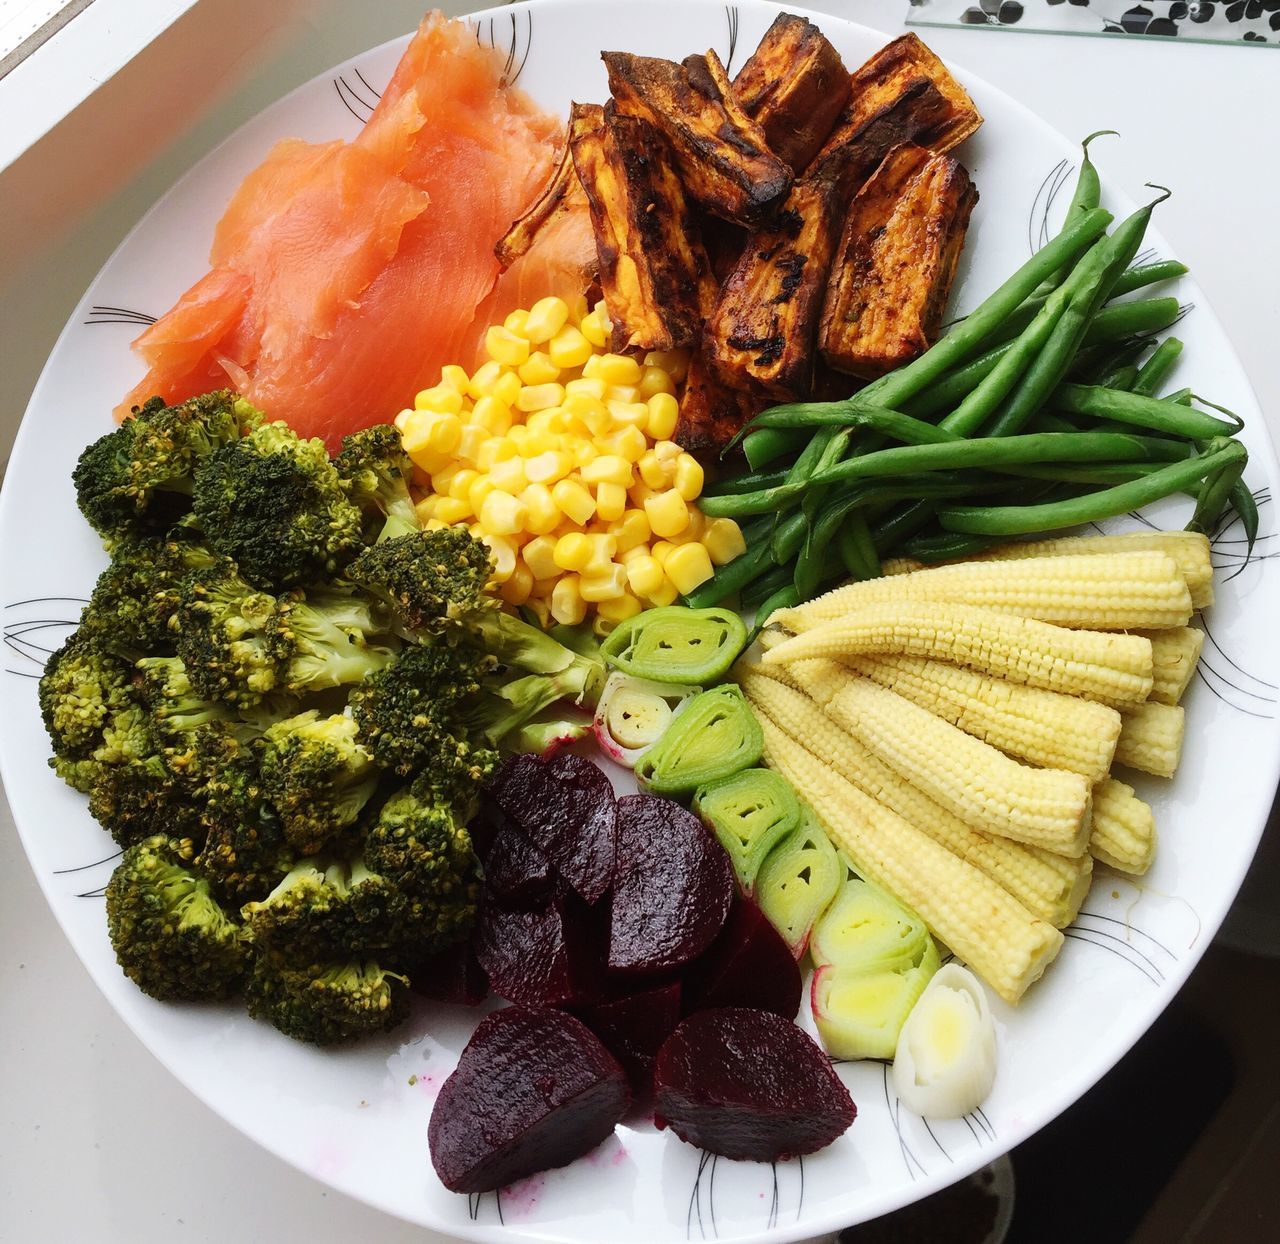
[781,664,1093,855]
[1089,777,1157,875]
[740,665,1093,926]
[772,551,1192,633]
[847,652,1121,783]
[883,530,1214,611]
[756,714,1063,1004]
[762,601,1155,709]
[1115,701,1185,779]
[1139,627,1205,705]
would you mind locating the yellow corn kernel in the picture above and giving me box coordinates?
[524,450,573,485]
[580,311,609,348]
[471,395,513,437]
[521,535,560,581]
[524,595,552,629]
[394,408,413,431]
[605,384,642,405]
[673,453,705,501]
[445,468,479,502]
[552,478,596,526]
[524,408,557,434]
[669,507,706,543]
[413,495,436,522]
[597,591,643,623]
[570,438,598,469]
[611,509,651,553]
[479,490,527,537]
[565,389,610,426]
[507,424,531,450]
[430,462,464,496]
[480,532,517,582]
[440,364,470,394]
[486,325,532,363]
[626,554,665,598]
[467,475,497,514]
[517,351,560,387]
[564,376,608,401]
[432,496,472,525]
[523,429,560,457]
[644,348,690,383]
[468,360,506,398]
[704,517,747,565]
[645,391,680,440]
[645,489,690,539]
[629,480,662,508]
[422,517,448,532]
[637,450,668,490]
[663,543,714,595]
[518,483,559,536]
[402,410,462,458]
[414,384,464,415]
[500,562,534,607]
[653,439,682,468]
[595,481,628,523]
[581,564,628,602]
[581,455,634,488]
[455,423,487,464]
[607,399,650,429]
[551,575,587,626]
[524,296,570,345]
[475,437,513,472]
[493,371,522,410]
[584,353,642,387]
[517,382,566,413]
[585,533,619,574]
[503,308,531,338]
[605,424,648,463]
[650,540,676,567]
[549,409,590,438]
[487,458,527,495]
[639,365,676,400]
[553,532,593,572]
[646,576,680,607]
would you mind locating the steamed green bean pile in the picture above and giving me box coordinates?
[688,135,1250,614]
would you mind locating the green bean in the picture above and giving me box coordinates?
[1130,338,1182,397]
[1166,387,1193,406]
[993,462,1169,486]
[702,466,793,497]
[741,562,796,611]
[826,507,880,586]
[898,531,999,563]
[1189,447,1249,536]
[1053,384,1241,439]
[1110,259,1188,297]
[1229,479,1260,555]
[1097,363,1140,392]
[735,403,963,443]
[749,584,803,633]
[681,535,774,607]
[743,426,808,470]
[938,438,1247,535]
[1036,131,1113,291]
[1029,412,1079,433]
[872,498,947,552]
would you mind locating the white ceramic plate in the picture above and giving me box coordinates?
[1,2,1276,1240]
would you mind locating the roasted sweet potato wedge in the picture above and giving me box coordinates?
[732,13,851,174]
[703,161,851,400]
[494,135,588,271]
[674,347,766,457]
[809,33,982,191]
[820,143,978,379]
[569,102,717,353]
[603,49,792,226]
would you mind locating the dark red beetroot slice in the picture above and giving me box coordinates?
[488,753,616,904]
[474,892,602,1008]
[654,1008,856,1161]
[583,980,682,1091]
[609,794,734,975]
[682,894,802,1021]
[484,822,554,905]
[407,941,488,1007]
[430,1005,630,1193]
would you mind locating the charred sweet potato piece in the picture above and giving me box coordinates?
[820,143,978,379]
[494,135,588,270]
[673,348,766,457]
[732,13,851,174]
[570,101,716,352]
[702,161,850,400]
[603,50,792,226]
[808,33,982,192]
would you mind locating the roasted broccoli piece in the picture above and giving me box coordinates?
[39,632,135,760]
[275,586,398,694]
[136,656,238,737]
[192,421,365,590]
[73,391,257,540]
[245,951,409,1046]
[256,710,380,854]
[87,755,206,848]
[333,424,420,544]
[105,834,250,1000]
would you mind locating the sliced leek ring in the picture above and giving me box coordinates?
[754,807,842,958]
[633,685,763,795]
[592,672,698,768]
[693,767,801,892]
[600,606,748,684]
[892,964,997,1119]
[810,876,933,974]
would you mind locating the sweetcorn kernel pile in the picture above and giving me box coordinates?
[396,295,745,628]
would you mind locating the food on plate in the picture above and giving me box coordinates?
[428,1005,631,1193]
[481,820,555,905]
[1142,626,1205,705]
[753,807,843,958]
[475,892,603,1007]
[653,1007,856,1160]
[819,143,978,379]
[592,671,698,767]
[599,604,748,683]
[892,965,998,1119]
[673,346,768,454]
[1114,700,1185,779]
[633,684,763,795]
[569,102,717,352]
[584,981,684,1090]
[694,766,802,892]
[1088,776,1156,874]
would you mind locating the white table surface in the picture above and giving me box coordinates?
[2,2,1277,1240]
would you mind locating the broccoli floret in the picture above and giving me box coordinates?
[192,760,295,906]
[105,834,250,1000]
[333,424,420,544]
[275,586,397,694]
[73,391,257,540]
[245,951,409,1046]
[88,756,206,848]
[39,633,135,760]
[137,656,238,738]
[192,421,365,590]
[257,711,379,854]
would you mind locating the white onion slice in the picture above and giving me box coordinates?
[892,964,997,1119]
[592,672,698,767]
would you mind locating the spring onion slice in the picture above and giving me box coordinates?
[892,964,998,1119]
[592,671,698,768]
[812,939,942,1061]
[809,876,934,974]
[600,606,749,684]
[754,807,842,957]
[633,685,762,796]
[693,767,802,893]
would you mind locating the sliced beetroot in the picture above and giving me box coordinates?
[583,980,683,1091]
[429,1005,630,1193]
[654,1008,856,1161]
[488,753,617,904]
[609,794,734,975]
[484,822,554,905]
[474,893,602,1008]
[407,941,488,1007]
[467,797,507,859]
[682,895,802,1021]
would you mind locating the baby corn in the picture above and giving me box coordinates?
[1115,701,1185,779]
[1140,627,1205,705]
[763,601,1155,708]
[757,714,1063,1004]
[1090,777,1157,875]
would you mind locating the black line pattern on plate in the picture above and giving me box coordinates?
[475,4,533,88]
[724,6,741,72]
[466,1189,503,1223]
[1064,908,1180,985]
[3,598,82,677]
[85,305,156,327]
[1027,157,1071,256]
[334,74,376,124]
